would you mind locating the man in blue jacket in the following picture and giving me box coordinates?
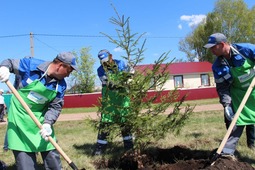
[204,33,255,158]
[0,52,77,170]
[93,49,134,156]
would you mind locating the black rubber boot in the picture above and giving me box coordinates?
[124,140,134,150]
[93,143,107,156]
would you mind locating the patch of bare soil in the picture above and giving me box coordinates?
[94,145,255,170]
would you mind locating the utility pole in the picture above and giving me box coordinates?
[30,32,34,57]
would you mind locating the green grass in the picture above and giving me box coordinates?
[61,107,98,114]
[61,98,219,114]
[1,107,255,169]
[184,98,219,106]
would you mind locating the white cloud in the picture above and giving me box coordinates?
[180,14,206,28]
[153,53,159,57]
[113,47,123,52]
[178,24,182,30]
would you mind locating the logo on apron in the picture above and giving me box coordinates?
[27,91,48,104]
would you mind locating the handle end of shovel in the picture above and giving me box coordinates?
[69,162,79,170]
[210,152,220,165]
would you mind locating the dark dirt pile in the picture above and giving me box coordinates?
[94,145,255,170]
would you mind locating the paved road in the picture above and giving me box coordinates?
[0,103,223,125]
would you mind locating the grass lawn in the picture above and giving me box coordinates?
[60,98,220,114]
[1,104,255,169]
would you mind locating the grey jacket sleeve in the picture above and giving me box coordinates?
[44,97,64,125]
[0,59,20,75]
[216,80,232,107]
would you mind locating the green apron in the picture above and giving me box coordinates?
[7,75,58,152]
[101,72,130,123]
[230,57,255,125]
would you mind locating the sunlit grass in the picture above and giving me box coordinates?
[61,107,98,114]
[183,98,219,106]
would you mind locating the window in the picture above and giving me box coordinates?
[174,75,183,88]
[201,74,210,86]
[150,77,156,89]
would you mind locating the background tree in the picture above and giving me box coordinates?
[69,47,96,93]
[179,0,255,63]
[91,5,194,167]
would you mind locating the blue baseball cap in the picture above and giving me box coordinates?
[98,49,110,63]
[204,33,227,48]
[56,52,78,70]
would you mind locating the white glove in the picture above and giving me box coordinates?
[0,66,10,82]
[129,67,135,74]
[224,105,235,121]
[126,63,135,74]
[127,78,133,84]
[40,123,52,141]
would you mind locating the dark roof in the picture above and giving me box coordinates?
[135,62,212,75]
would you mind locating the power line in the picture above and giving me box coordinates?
[33,36,60,53]
[34,33,106,38]
[0,33,107,39]
[0,34,29,38]
[0,33,185,56]
[0,33,184,39]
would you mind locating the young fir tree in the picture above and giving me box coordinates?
[92,6,194,163]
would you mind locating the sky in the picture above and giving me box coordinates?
[0,0,254,91]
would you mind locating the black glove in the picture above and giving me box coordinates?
[108,82,117,90]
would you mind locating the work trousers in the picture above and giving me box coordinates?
[223,116,255,154]
[225,116,255,147]
[13,149,62,170]
[0,104,5,121]
[95,122,133,152]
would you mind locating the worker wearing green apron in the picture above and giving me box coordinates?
[8,74,57,152]
[101,72,130,123]
[0,52,77,170]
[93,49,134,156]
[204,33,255,157]
[230,58,255,125]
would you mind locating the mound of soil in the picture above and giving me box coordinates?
[94,145,255,170]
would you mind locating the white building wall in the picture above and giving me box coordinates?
[161,73,215,90]
[163,78,174,90]
[183,74,202,88]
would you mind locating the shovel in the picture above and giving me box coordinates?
[5,80,79,170]
[210,77,255,165]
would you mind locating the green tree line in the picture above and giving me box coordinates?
[179,0,255,63]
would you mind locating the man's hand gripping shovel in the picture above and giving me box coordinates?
[5,80,80,170]
[208,77,255,166]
